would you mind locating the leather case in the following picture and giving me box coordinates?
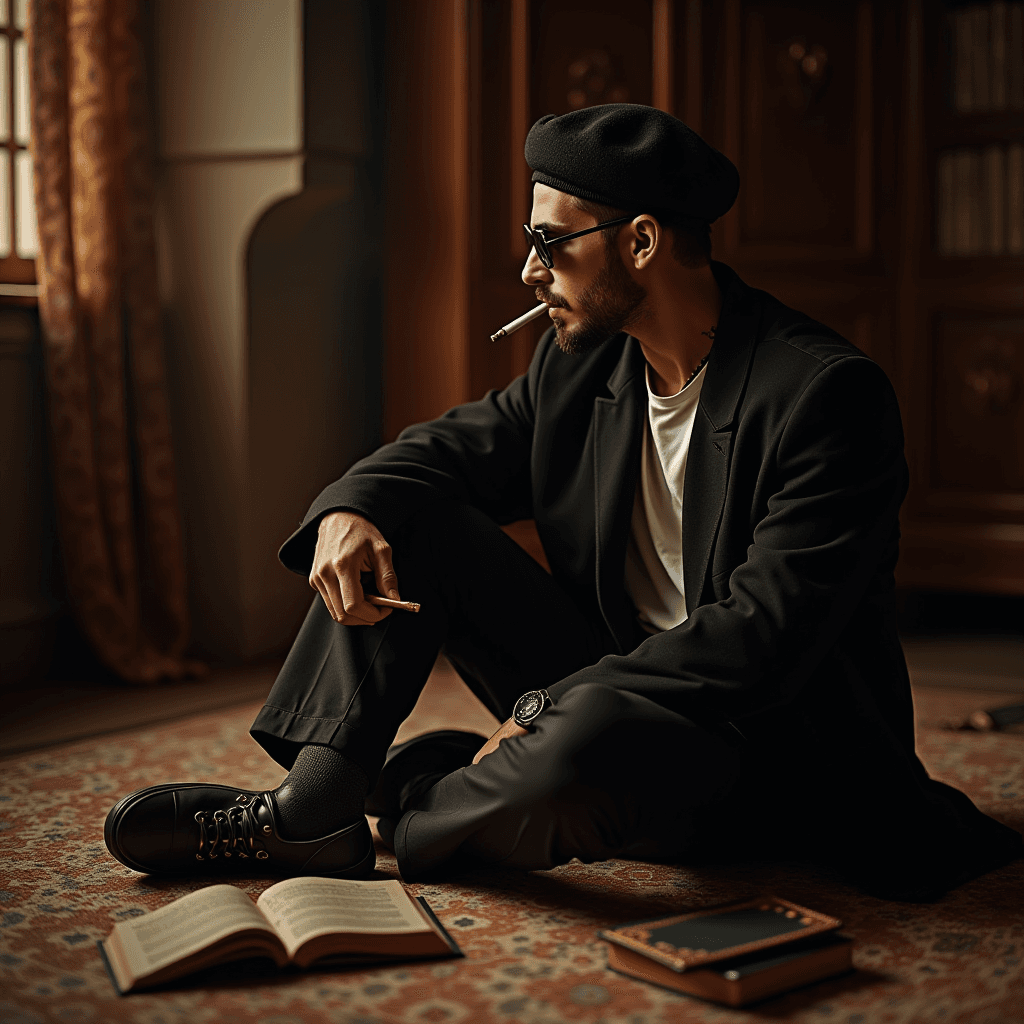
[598,896,842,973]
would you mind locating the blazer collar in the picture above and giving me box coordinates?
[592,264,764,631]
[699,262,761,431]
[604,332,646,397]
[600,262,761,421]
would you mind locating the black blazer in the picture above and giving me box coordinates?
[281,262,1020,896]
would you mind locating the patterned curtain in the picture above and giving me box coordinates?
[27,0,199,682]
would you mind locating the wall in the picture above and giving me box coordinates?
[155,0,382,660]
[0,308,60,684]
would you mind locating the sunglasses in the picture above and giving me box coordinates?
[523,216,633,269]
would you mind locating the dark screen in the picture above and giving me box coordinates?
[647,909,808,952]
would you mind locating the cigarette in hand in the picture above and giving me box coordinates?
[490,303,550,343]
[366,594,421,613]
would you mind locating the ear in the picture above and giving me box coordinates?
[627,215,662,269]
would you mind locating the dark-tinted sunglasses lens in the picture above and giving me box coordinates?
[523,224,552,268]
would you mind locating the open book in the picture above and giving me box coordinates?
[98,877,461,993]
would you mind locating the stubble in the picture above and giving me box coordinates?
[544,245,648,355]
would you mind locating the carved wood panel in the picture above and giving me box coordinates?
[529,0,653,119]
[738,1,863,249]
[930,315,1024,500]
[701,0,882,262]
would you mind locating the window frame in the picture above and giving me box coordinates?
[0,0,37,293]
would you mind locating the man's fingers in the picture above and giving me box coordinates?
[311,573,339,620]
[337,565,365,618]
[337,564,391,625]
[309,513,398,624]
[373,542,400,600]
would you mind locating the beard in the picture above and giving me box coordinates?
[543,247,648,355]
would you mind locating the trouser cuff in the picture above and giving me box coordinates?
[249,704,386,782]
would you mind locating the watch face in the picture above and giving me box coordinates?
[517,692,544,720]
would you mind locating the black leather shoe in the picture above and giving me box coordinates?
[365,730,485,820]
[104,784,375,878]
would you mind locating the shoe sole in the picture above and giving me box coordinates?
[320,833,377,879]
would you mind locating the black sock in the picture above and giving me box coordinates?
[272,745,368,841]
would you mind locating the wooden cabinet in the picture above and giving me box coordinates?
[384,0,1024,595]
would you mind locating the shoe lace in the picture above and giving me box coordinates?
[194,794,270,862]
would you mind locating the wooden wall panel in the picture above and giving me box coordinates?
[384,0,471,440]
[930,316,1024,502]
[529,0,653,118]
[703,0,878,262]
[740,2,860,248]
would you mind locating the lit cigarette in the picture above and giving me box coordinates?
[366,594,421,613]
[490,303,550,343]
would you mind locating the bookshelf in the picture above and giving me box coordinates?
[933,2,1023,260]
[896,0,1024,594]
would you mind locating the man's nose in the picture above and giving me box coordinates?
[521,247,552,287]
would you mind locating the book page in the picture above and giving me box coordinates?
[112,885,279,980]
[257,878,427,958]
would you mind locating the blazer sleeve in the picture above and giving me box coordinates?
[277,333,551,576]
[547,354,909,723]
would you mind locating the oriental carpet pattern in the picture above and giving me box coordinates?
[1,690,1021,1024]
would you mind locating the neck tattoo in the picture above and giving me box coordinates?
[682,326,715,389]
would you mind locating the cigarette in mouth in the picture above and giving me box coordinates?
[490,303,551,343]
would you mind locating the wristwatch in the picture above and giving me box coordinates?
[512,689,552,729]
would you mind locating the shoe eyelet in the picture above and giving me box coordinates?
[195,854,203,860]
[208,852,217,859]
[223,851,232,857]
[256,851,269,860]
[262,825,272,834]
[194,812,205,822]
[236,795,248,805]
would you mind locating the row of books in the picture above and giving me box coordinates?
[950,3,1024,112]
[936,144,1024,256]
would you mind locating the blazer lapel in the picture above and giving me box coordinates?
[593,337,646,652]
[682,265,761,612]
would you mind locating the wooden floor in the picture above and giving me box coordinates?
[2,638,1020,756]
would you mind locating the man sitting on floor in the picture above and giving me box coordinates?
[104,105,1021,901]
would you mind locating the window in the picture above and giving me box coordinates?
[0,0,39,297]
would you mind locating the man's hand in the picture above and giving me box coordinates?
[309,511,399,625]
[472,718,528,764]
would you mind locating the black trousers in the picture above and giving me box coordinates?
[250,502,755,880]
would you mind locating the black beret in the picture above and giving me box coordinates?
[525,104,739,222]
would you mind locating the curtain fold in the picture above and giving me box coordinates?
[27,0,199,682]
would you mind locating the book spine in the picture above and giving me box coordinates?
[983,144,1006,253]
[937,151,955,256]
[954,8,973,112]
[415,897,465,958]
[953,149,971,254]
[96,940,127,997]
[972,6,991,111]
[991,1,1008,109]
[968,149,983,254]
[1010,4,1024,109]
[1008,142,1024,253]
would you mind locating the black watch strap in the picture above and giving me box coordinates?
[513,688,552,729]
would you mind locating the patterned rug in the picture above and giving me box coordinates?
[1,688,1022,1024]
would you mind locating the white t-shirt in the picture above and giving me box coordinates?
[624,361,707,634]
